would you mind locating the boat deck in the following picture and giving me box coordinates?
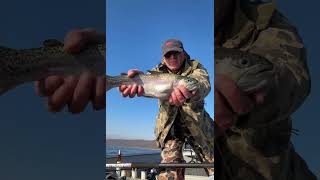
[106,153,211,179]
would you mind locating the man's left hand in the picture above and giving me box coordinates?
[168,85,196,106]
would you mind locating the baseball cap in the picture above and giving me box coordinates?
[161,39,184,57]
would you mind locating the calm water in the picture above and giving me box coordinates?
[106,146,160,158]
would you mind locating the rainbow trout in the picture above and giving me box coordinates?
[0,39,105,95]
[215,47,275,94]
[106,72,199,100]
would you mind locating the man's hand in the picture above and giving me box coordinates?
[214,75,265,131]
[34,28,106,113]
[119,69,144,98]
[168,85,196,106]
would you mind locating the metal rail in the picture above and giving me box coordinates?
[106,163,214,169]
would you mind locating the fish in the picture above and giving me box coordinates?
[215,47,275,94]
[0,39,105,95]
[214,47,276,129]
[106,71,199,100]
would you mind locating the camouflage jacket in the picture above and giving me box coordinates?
[151,57,214,151]
[215,1,316,180]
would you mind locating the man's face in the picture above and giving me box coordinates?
[163,51,185,72]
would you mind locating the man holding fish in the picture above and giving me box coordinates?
[118,39,215,179]
[34,0,317,179]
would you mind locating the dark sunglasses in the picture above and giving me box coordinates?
[164,51,181,59]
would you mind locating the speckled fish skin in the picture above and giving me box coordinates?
[215,47,275,94]
[106,72,199,100]
[0,39,105,95]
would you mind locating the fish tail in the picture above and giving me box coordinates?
[106,75,121,92]
[106,75,113,91]
[0,46,20,96]
[105,74,132,92]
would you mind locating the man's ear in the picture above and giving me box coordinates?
[161,57,166,64]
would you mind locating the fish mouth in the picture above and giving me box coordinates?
[240,79,268,94]
[237,65,274,94]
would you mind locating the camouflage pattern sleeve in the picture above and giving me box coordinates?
[215,3,316,179]
[188,63,211,102]
[225,12,313,178]
[249,11,311,119]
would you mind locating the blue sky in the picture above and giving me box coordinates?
[106,0,214,140]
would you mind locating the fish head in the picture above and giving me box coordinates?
[178,77,199,91]
[215,48,275,93]
[236,57,274,94]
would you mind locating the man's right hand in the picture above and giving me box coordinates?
[119,69,144,98]
[214,75,255,131]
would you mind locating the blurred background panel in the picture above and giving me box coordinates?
[277,1,320,175]
[0,0,106,180]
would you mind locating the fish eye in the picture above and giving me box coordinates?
[239,58,249,66]
[233,58,250,68]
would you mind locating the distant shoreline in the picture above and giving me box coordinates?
[106,139,159,150]
[107,145,160,151]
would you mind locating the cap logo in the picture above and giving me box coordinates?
[165,41,174,47]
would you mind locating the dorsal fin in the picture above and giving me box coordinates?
[43,39,63,47]
[147,70,162,74]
